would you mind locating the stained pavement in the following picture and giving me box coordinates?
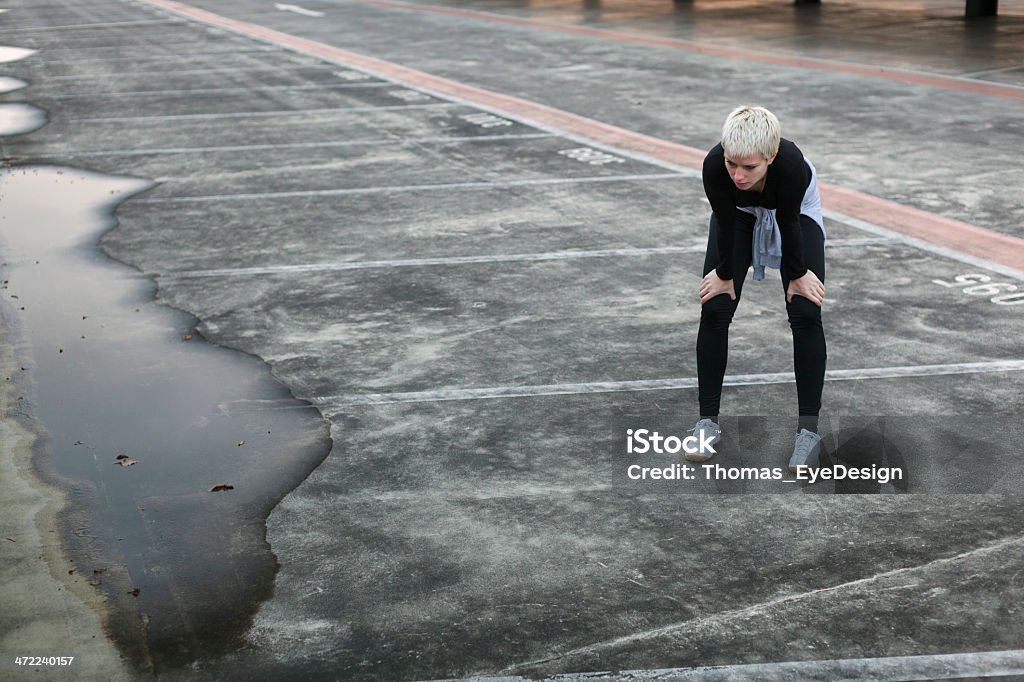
[1,0,1023,680]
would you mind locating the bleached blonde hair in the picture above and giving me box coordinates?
[721,106,781,160]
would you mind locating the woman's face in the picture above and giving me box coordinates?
[724,152,775,192]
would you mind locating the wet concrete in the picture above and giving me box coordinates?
[0,164,331,671]
[1,0,1023,680]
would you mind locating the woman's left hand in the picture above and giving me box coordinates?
[786,271,825,306]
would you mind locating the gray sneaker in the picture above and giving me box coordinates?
[685,418,721,462]
[788,428,822,473]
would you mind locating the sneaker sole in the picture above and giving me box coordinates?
[788,458,820,474]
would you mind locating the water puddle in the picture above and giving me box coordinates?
[0,102,46,136]
[0,166,331,671]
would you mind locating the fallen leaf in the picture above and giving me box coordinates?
[115,458,138,467]
[209,483,234,492]
[182,334,192,341]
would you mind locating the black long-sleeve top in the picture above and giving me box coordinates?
[702,138,812,282]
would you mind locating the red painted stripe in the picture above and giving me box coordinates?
[141,0,1024,272]
[352,0,1024,103]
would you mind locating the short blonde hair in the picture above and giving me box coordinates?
[721,106,781,159]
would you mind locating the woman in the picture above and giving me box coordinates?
[688,106,827,472]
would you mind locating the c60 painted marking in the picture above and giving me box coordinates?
[557,147,625,166]
[932,273,1023,305]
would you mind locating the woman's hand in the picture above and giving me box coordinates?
[699,271,737,304]
[786,270,825,306]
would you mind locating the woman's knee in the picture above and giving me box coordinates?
[701,293,739,326]
[786,295,821,329]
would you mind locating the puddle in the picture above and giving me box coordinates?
[0,76,27,94]
[0,46,35,63]
[0,102,46,136]
[0,166,331,671]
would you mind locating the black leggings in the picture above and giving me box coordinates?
[696,212,826,421]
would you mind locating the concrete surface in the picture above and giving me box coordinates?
[1,0,1023,680]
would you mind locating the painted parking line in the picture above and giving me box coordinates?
[134,0,1024,274]
[62,132,555,158]
[0,19,182,32]
[962,64,1024,78]
[30,49,277,65]
[45,82,395,99]
[64,102,452,123]
[313,360,1024,408]
[346,0,1024,103]
[442,649,1024,681]
[133,173,684,204]
[156,238,895,280]
[37,65,337,80]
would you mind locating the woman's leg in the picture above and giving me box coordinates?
[696,212,754,419]
[781,215,827,434]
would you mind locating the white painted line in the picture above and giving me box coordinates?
[61,133,553,158]
[31,48,277,65]
[0,19,180,32]
[133,173,683,204]
[439,649,1024,681]
[960,64,1024,78]
[45,82,394,99]
[315,360,1024,407]
[274,3,324,17]
[65,102,452,123]
[161,246,707,279]
[824,208,1024,282]
[37,65,351,80]
[824,237,899,247]
[157,238,890,280]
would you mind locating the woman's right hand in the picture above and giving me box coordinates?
[699,271,737,304]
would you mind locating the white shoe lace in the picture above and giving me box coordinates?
[689,419,719,436]
[794,431,819,459]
